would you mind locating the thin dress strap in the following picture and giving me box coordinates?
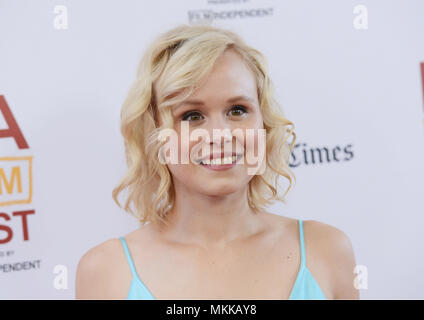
[298,219,306,269]
[119,236,137,277]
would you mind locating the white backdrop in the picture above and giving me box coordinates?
[1,0,423,299]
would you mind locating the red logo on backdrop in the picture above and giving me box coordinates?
[0,95,35,245]
[0,96,29,149]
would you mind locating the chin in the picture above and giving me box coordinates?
[198,183,243,197]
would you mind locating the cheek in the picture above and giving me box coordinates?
[235,117,265,152]
[232,121,266,175]
[180,131,201,164]
[166,163,190,179]
[166,133,201,176]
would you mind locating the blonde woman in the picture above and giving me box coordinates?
[75,24,359,300]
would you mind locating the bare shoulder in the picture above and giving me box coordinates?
[303,219,353,248]
[303,220,360,299]
[259,210,297,232]
[75,237,131,300]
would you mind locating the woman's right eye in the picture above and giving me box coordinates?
[181,111,203,122]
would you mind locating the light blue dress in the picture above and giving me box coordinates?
[119,219,326,300]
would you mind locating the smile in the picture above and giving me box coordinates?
[198,154,243,171]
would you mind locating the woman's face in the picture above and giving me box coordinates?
[159,49,265,197]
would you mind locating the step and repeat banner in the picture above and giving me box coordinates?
[1,0,423,299]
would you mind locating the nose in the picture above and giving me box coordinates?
[203,116,233,148]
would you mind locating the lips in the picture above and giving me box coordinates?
[198,154,243,166]
[196,152,243,164]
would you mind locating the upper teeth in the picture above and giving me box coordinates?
[201,155,237,165]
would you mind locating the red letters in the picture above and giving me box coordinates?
[0,210,35,244]
[0,95,29,149]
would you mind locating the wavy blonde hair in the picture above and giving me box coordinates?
[112,24,296,228]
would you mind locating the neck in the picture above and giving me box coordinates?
[154,183,267,249]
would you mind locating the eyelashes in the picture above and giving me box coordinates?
[181,111,202,122]
[181,105,248,122]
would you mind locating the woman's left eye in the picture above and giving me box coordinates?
[228,105,247,116]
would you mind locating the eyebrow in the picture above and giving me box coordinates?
[173,95,256,111]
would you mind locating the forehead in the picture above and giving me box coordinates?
[181,50,258,105]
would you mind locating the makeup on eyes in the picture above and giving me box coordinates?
[179,105,249,121]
